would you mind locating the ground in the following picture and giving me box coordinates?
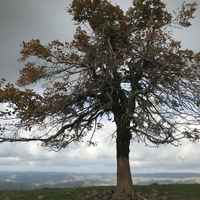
[0,184,199,200]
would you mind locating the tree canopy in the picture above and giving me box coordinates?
[1,0,199,149]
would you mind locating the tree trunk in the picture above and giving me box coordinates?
[112,117,134,200]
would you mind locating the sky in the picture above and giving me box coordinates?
[0,0,200,174]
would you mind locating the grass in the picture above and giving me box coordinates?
[135,184,200,200]
[0,184,199,200]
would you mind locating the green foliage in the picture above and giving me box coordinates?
[0,185,200,200]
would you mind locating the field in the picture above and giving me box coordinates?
[0,184,199,200]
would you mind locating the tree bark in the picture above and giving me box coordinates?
[112,116,134,200]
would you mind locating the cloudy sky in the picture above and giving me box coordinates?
[0,0,200,173]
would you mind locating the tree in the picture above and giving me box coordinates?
[0,0,200,199]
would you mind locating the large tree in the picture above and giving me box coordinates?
[0,0,200,199]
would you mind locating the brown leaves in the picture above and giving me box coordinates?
[20,39,50,61]
[17,63,46,86]
[0,82,46,128]
[69,0,124,32]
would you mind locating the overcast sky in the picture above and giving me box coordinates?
[0,0,200,173]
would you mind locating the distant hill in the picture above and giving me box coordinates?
[0,171,200,190]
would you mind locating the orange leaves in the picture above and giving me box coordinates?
[69,0,129,60]
[0,83,17,103]
[0,82,32,105]
[20,39,50,61]
[0,82,46,126]
[17,63,46,86]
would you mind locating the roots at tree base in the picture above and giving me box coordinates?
[111,188,135,200]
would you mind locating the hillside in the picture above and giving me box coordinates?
[0,184,199,200]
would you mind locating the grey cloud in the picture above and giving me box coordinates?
[0,129,200,173]
[0,0,74,81]
[130,141,200,173]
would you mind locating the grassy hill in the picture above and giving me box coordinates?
[0,184,199,200]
